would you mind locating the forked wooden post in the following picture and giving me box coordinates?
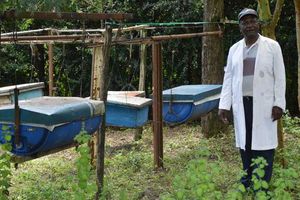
[95,26,112,199]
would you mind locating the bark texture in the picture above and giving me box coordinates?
[257,0,285,39]
[95,26,112,199]
[294,0,300,111]
[201,0,226,137]
[257,0,286,167]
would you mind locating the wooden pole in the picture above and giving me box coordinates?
[48,43,54,96]
[134,30,147,141]
[139,30,147,91]
[152,43,163,169]
[1,10,133,21]
[90,47,104,99]
[89,46,104,167]
[95,26,112,199]
[14,88,20,147]
[0,31,223,46]
[0,34,103,42]
[151,31,222,41]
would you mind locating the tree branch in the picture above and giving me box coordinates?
[271,0,285,27]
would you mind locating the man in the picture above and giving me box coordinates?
[218,8,286,189]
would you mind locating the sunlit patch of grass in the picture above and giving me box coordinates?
[9,149,78,200]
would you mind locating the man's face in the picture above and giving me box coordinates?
[239,15,259,38]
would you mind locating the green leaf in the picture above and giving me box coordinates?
[4,135,11,142]
[256,169,265,178]
[254,182,262,190]
[261,181,269,189]
[238,184,246,193]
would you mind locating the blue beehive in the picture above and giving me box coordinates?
[106,91,152,128]
[0,82,44,105]
[0,97,104,156]
[162,85,222,125]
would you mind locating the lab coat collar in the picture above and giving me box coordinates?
[243,34,261,49]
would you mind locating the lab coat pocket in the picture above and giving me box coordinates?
[263,96,273,120]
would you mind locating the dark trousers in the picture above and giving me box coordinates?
[240,96,275,188]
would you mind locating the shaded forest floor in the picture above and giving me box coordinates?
[8,118,300,199]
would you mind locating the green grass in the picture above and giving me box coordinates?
[7,117,300,200]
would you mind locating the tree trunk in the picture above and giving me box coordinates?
[294,0,300,111]
[201,0,225,137]
[257,0,285,39]
[257,0,286,167]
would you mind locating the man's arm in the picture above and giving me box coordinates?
[218,48,234,123]
[218,109,230,124]
[272,42,286,121]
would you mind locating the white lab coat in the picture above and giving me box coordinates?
[219,35,286,150]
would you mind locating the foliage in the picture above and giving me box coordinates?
[4,118,300,199]
[164,155,299,200]
[250,157,270,199]
[162,159,222,200]
[0,125,12,200]
[72,126,97,200]
[283,112,300,136]
[270,166,298,199]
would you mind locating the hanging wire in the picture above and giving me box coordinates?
[108,21,237,29]
[29,43,35,82]
[57,44,71,96]
[79,20,87,97]
[168,50,176,113]
[121,37,137,92]
[56,45,65,91]
[126,32,137,91]
[0,17,2,46]
[12,15,18,44]
[0,19,1,80]
[107,22,123,92]
[167,49,180,120]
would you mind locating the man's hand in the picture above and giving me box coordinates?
[218,109,230,124]
[271,106,283,121]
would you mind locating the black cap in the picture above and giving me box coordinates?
[238,8,258,21]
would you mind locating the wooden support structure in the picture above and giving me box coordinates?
[0,27,222,170]
[0,34,103,44]
[89,45,103,168]
[152,43,163,169]
[0,10,133,21]
[14,88,20,147]
[95,26,112,199]
[0,10,226,179]
[0,31,222,45]
[278,119,286,167]
[1,25,150,37]
[48,43,54,96]
[90,47,103,99]
[139,30,147,91]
